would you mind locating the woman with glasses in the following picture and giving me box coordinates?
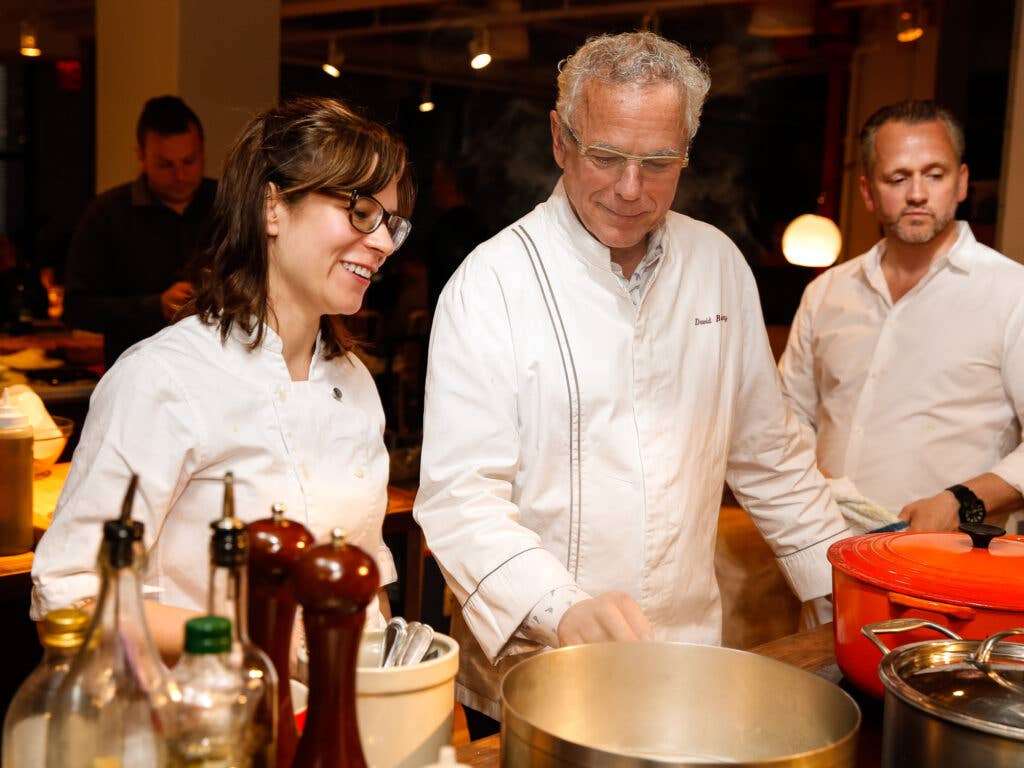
[32,97,413,658]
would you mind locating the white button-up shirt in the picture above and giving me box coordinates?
[779,223,1024,512]
[32,316,395,624]
[416,180,848,717]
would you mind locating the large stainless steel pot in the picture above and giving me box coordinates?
[863,619,1024,768]
[500,642,860,766]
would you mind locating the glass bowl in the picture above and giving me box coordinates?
[33,416,74,478]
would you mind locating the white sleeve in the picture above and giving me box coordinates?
[725,267,849,602]
[992,293,1024,496]
[777,277,822,433]
[31,349,203,620]
[414,257,579,663]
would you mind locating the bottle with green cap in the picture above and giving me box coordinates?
[1,608,89,767]
[169,615,253,768]
[46,474,178,768]
[207,472,276,767]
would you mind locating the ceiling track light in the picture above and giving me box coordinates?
[896,3,924,43]
[419,82,435,112]
[322,37,343,77]
[469,28,492,70]
[20,19,41,57]
[895,0,925,43]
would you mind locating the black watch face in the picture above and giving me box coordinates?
[960,501,986,524]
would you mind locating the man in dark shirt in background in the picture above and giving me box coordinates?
[64,96,216,369]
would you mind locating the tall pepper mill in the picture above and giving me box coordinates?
[248,503,314,768]
[292,528,379,768]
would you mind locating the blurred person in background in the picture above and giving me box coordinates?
[63,95,216,369]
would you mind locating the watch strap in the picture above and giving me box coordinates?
[946,484,986,523]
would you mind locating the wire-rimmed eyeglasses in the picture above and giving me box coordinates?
[559,116,688,178]
[334,189,412,250]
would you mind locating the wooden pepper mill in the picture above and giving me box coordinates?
[292,528,379,768]
[248,503,314,768]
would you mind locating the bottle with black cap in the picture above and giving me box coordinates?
[46,474,177,768]
[208,472,277,767]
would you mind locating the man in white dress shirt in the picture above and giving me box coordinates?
[779,100,1024,532]
[415,31,849,734]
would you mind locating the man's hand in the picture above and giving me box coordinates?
[161,281,195,321]
[899,490,959,531]
[556,591,653,646]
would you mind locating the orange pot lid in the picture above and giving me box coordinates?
[828,528,1024,612]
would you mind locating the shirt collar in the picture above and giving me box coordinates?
[945,221,976,272]
[862,220,976,280]
[548,177,667,272]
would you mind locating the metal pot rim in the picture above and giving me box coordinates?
[878,638,1024,741]
[500,641,862,766]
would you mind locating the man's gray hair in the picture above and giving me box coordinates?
[556,31,711,150]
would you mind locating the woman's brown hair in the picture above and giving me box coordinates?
[189,97,414,358]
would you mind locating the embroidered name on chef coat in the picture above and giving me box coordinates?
[694,314,728,325]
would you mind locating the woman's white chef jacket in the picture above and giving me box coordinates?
[31,316,395,626]
[415,181,849,717]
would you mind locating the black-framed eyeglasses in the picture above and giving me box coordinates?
[336,189,412,251]
[559,115,688,177]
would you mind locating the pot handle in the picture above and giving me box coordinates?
[861,618,962,657]
[886,591,976,621]
[972,628,1024,696]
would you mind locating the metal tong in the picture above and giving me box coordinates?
[379,617,435,667]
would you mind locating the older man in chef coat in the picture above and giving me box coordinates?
[414,31,849,735]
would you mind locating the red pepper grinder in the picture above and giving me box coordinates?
[292,528,379,768]
[248,503,314,768]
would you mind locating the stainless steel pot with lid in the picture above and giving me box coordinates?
[499,641,860,766]
[863,619,1024,767]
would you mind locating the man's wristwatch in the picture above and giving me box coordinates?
[946,484,986,524]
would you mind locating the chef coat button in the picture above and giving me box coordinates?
[332,387,343,401]
[354,467,365,479]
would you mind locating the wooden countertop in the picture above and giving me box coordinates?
[454,623,884,767]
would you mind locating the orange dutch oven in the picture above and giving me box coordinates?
[827,523,1024,698]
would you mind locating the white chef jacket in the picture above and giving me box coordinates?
[415,181,849,717]
[779,222,1024,512]
[31,315,396,625]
